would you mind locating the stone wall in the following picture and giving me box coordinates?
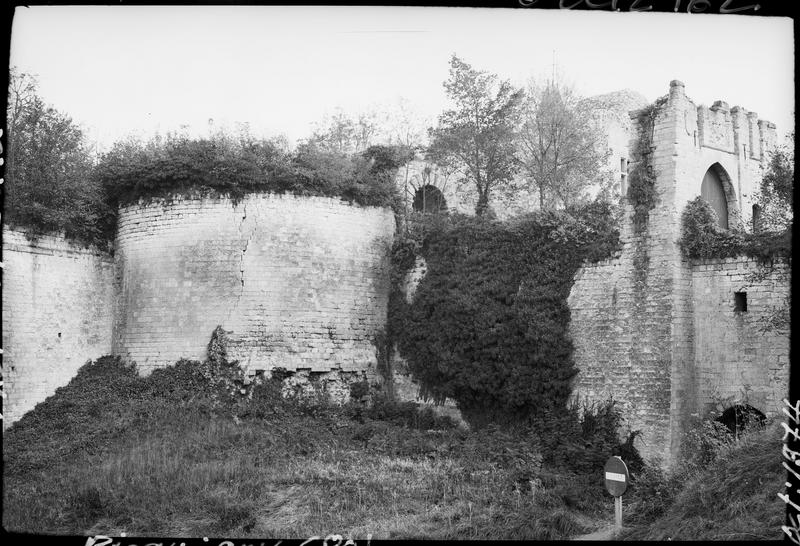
[567,204,677,465]
[2,228,116,425]
[691,257,789,417]
[113,193,395,378]
[568,81,785,467]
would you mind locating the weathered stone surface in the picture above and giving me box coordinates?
[2,229,116,424]
[113,193,395,377]
[568,82,787,467]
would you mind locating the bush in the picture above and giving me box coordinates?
[533,398,643,477]
[459,423,542,476]
[679,196,791,261]
[95,133,405,220]
[346,394,458,431]
[624,462,683,524]
[620,422,784,540]
[679,415,735,471]
[391,202,620,427]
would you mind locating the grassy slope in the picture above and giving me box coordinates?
[620,422,785,541]
[3,357,600,539]
[4,357,785,540]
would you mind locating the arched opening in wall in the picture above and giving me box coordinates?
[413,185,448,213]
[716,404,766,438]
[700,163,738,229]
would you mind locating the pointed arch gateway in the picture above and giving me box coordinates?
[700,164,735,229]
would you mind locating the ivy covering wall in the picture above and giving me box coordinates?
[679,197,791,262]
[388,203,620,428]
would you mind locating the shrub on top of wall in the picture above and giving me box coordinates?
[389,201,620,428]
[94,134,405,233]
[679,196,792,262]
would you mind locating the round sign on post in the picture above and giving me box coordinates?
[604,455,629,497]
[605,456,629,532]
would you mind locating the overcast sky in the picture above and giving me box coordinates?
[9,6,795,151]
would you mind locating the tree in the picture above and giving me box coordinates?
[753,132,793,233]
[5,68,110,244]
[308,108,380,154]
[428,55,525,216]
[517,78,609,210]
[750,132,793,337]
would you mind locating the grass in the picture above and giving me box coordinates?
[4,356,783,540]
[619,421,785,541]
[3,356,601,539]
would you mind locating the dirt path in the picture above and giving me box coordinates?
[572,523,620,541]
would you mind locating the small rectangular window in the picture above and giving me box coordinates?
[734,292,748,313]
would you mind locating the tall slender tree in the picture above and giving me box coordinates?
[428,55,525,216]
[517,78,608,210]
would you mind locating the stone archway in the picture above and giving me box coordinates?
[413,185,447,213]
[716,404,766,438]
[700,163,739,229]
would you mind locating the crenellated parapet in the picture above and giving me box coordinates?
[569,80,788,468]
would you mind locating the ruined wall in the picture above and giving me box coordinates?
[691,257,789,417]
[2,228,116,425]
[567,204,677,465]
[568,81,783,467]
[113,193,395,377]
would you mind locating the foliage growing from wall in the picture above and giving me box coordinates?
[96,132,405,220]
[389,202,620,427]
[679,197,792,262]
[627,99,665,232]
[752,132,794,233]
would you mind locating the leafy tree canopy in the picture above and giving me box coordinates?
[5,68,112,246]
[516,78,611,210]
[753,132,794,233]
[427,55,525,217]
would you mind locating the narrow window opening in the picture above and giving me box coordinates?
[620,158,628,196]
[752,204,761,233]
[734,292,748,313]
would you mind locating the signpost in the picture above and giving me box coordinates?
[604,456,629,532]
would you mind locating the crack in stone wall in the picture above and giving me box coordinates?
[113,193,395,376]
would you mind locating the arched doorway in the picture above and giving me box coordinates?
[716,404,766,438]
[413,185,447,213]
[701,166,730,229]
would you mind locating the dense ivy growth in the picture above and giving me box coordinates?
[389,202,620,428]
[627,99,665,231]
[679,197,791,262]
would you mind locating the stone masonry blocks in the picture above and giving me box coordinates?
[568,82,786,467]
[2,229,116,425]
[113,193,396,377]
